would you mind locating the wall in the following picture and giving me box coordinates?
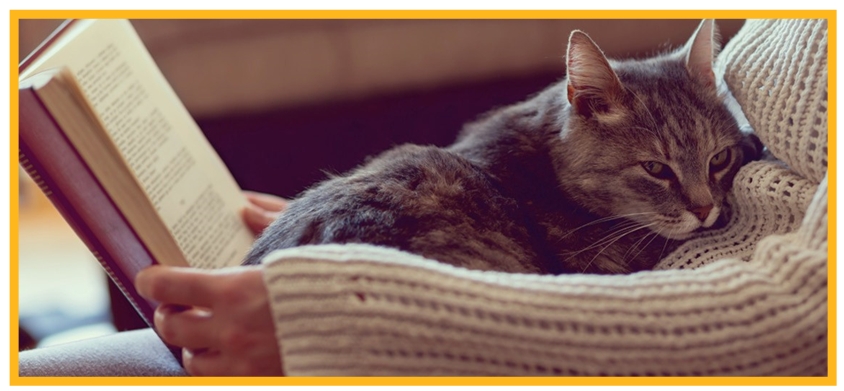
[20,19,744,118]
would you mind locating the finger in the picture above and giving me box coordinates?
[182,348,220,376]
[154,304,217,349]
[242,204,280,236]
[135,266,218,307]
[243,191,289,212]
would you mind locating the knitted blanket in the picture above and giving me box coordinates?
[260,19,829,376]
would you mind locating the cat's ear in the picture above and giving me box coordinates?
[683,19,721,88]
[566,30,624,120]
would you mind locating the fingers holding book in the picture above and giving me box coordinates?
[135,265,284,376]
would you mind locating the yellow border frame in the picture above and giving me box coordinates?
[8,9,837,386]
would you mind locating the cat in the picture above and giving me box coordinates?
[244,19,762,275]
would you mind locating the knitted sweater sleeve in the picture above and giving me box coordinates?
[259,178,826,376]
[259,19,829,377]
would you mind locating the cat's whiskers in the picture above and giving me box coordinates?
[621,228,656,266]
[626,228,663,267]
[657,227,675,261]
[558,223,638,263]
[579,223,656,273]
[562,220,642,257]
[576,222,657,273]
[559,212,658,242]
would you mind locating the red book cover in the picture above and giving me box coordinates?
[18,87,159,328]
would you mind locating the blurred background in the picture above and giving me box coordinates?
[17,18,745,350]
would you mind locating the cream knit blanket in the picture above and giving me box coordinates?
[260,19,829,376]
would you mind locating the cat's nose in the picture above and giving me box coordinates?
[690,204,714,222]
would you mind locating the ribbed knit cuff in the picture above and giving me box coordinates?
[261,230,826,376]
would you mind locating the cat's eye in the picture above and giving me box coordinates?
[641,161,674,180]
[709,148,732,171]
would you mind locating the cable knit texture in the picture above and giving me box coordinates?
[719,19,828,184]
[260,19,829,376]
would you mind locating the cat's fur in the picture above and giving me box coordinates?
[244,20,762,274]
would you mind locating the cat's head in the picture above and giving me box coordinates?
[556,19,762,240]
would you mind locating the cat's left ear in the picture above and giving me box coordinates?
[566,30,625,120]
[683,19,722,88]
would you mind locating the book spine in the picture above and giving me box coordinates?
[18,154,51,196]
[18,87,158,328]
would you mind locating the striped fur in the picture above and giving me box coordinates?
[246,20,761,274]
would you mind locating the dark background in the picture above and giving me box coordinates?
[200,71,561,199]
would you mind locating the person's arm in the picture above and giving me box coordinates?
[137,178,826,377]
[259,178,827,376]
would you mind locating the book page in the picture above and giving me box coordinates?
[20,20,254,269]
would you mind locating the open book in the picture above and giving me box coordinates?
[18,19,256,329]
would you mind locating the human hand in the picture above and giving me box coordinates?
[135,265,283,376]
[242,191,289,236]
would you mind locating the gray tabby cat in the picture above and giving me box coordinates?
[245,19,761,274]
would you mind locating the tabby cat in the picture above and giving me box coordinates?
[244,20,761,274]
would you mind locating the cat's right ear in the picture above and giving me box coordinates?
[684,19,721,89]
[566,30,624,120]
